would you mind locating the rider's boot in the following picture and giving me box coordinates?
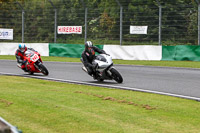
[92,73,97,79]
[22,67,28,72]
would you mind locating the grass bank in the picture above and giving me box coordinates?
[0,76,200,133]
[1,55,200,68]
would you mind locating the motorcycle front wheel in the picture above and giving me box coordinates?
[110,68,123,83]
[39,64,49,75]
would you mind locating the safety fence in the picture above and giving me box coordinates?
[1,43,200,61]
[1,0,200,45]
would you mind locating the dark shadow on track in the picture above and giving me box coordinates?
[87,80,122,85]
[23,73,48,77]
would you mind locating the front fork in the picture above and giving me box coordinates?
[34,60,42,71]
[107,67,113,76]
[100,64,113,79]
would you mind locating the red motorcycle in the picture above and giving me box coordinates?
[21,49,49,75]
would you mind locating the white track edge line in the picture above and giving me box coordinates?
[2,59,200,70]
[0,72,200,101]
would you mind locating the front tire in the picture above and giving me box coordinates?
[39,64,49,75]
[110,68,123,83]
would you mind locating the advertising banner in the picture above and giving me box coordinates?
[57,26,82,34]
[130,26,148,34]
[0,28,13,40]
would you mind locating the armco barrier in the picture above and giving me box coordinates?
[49,43,103,58]
[103,45,162,60]
[49,44,162,60]
[0,43,49,56]
[1,43,200,61]
[162,45,200,61]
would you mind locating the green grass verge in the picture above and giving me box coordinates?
[0,55,81,62]
[0,76,200,133]
[1,55,200,68]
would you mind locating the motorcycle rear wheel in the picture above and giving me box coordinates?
[40,64,49,75]
[110,68,123,83]
[28,71,34,75]
[97,78,104,82]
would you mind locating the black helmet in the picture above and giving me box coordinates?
[85,41,93,49]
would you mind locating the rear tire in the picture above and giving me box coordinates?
[110,68,123,83]
[40,64,49,75]
[97,78,104,82]
[28,71,34,75]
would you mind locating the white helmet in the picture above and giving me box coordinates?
[85,41,93,49]
[18,44,27,52]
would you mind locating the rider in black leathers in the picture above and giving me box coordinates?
[81,41,107,78]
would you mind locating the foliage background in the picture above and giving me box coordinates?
[0,0,198,45]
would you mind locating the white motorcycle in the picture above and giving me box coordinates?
[81,54,123,83]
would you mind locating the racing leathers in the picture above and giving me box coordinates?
[15,48,36,71]
[81,46,106,77]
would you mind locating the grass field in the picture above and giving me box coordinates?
[1,55,200,132]
[0,76,200,133]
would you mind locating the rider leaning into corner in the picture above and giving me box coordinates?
[15,44,37,72]
[81,41,108,79]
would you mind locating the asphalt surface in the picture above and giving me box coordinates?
[1,60,200,100]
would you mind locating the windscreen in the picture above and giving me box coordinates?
[25,50,34,57]
[95,55,106,62]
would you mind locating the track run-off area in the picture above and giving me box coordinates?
[1,60,200,101]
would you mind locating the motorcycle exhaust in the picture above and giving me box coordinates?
[17,64,21,68]
[82,66,88,73]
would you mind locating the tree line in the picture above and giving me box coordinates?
[0,0,198,45]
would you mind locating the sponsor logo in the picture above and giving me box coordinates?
[0,29,13,40]
[58,26,82,34]
[0,32,10,36]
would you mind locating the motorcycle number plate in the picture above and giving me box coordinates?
[31,54,39,62]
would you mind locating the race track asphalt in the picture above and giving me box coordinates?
[1,60,200,100]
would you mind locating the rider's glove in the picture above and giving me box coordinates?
[22,60,27,65]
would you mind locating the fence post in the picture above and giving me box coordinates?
[85,8,88,43]
[115,0,123,46]
[55,9,57,43]
[195,0,200,45]
[16,1,24,43]
[22,10,25,43]
[48,0,57,43]
[81,0,87,43]
[199,4,200,45]
[156,0,162,46]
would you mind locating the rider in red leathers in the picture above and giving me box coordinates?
[15,44,36,72]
